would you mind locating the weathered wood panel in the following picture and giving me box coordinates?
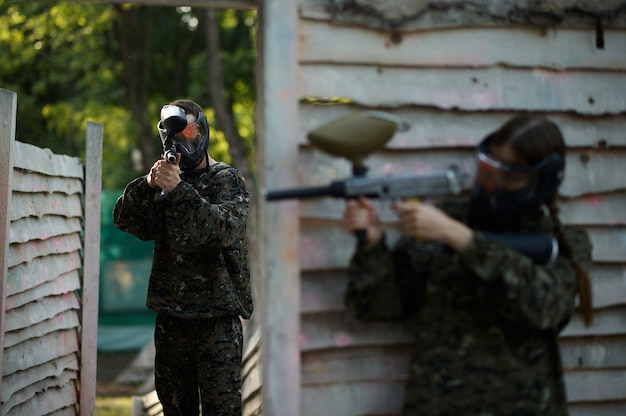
[560,336,626,369]
[11,169,83,195]
[299,0,626,30]
[298,105,626,148]
[299,21,626,70]
[565,368,626,402]
[13,142,83,179]
[301,380,405,416]
[242,326,262,414]
[301,312,412,352]
[80,121,103,416]
[9,192,83,222]
[569,402,626,416]
[6,251,82,298]
[2,372,78,416]
[256,0,302,415]
[299,222,626,270]
[302,345,410,385]
[3,309,81,349]
[1,353,78,409]
[0,88,17,400]
[301,308,626,353]
[262,2,626,415]
[8,233,82,270]
[301,264,626,315]
[1,106,97,414]
[298,65,626,115]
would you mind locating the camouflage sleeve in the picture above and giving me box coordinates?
[458,228,592,332]
[113,176,163,241]
[345,236,428,321]
[165,167,249,247]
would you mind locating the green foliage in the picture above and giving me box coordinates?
[0,1,257,190]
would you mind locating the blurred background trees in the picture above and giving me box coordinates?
[0,0,257,190]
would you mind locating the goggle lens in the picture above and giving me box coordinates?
[176,122,200,141]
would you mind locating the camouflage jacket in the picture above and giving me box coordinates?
[113,162,253,319]
[345,199,592,415]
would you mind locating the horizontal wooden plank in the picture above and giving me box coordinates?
[301,271,347,314]
[299,0,626,30]
[298,104,626,148]
[297,65,626,115]
[9,216,82,245]
[300,221,624,270]
[242,360,262,403]
[8,232,82,269]
[1,353,79,405]
[302,380,405,416]
[299,20,626,70]
[4,293,81,333]
[243,392,263,416]
[569,402,626,416]
[562,306,626,337]
[565,368,626,402]
[586,227,626,263]
[301,289,626,346]
[290,147,626,199]
[11,169,83,194]
[10,191,83,222]
[301,264,626,315]
[588,264,626,309]
[6,270,81,311]
[297,189,626,227]
[3,309,81,349]
[560,336,626,370]
[2,371,78,416]
[302,345,410,385]
[3,328,80,375]
[7,251,82,297]
[14,141,83,178]
[301,311,413,352]
[559,193,626,226]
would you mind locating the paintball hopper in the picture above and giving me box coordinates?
[160,105,187,136]
[307,111,409,171]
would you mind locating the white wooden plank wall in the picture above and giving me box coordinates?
[294,16,626,416]
[2,142,84,415]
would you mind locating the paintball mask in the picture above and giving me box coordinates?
[469,135,565,230]
[157,105,210,171]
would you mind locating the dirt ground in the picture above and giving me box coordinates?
[96,351,141,397]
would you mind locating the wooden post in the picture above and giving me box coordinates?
[80,121,103,415]
[257,0,301,415]
[0,89,17,400]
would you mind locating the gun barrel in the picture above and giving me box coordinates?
[265,184,343,201]
[264,167,467,202]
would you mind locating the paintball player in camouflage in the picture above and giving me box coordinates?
[113,99,252,416]
[341,115,593,415]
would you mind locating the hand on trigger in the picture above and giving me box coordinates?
[342,196,384,245]
[154,153,182,192]
[391,201,473,251]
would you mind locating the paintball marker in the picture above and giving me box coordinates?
[264,111,467,242]
[154,105,187,201]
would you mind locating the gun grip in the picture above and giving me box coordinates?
[355,229,367,244]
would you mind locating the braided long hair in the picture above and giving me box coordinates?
[492,115,593,325]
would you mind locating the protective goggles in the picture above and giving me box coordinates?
[475,151,536,192]
[173,122,203,152]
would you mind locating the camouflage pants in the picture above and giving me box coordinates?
[154,313,243,416]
